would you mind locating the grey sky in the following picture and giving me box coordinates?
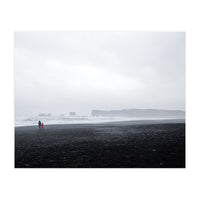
[15,32,185,116]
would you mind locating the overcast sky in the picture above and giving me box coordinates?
[15,32,185,116]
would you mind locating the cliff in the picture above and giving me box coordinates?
[91,108,185,118]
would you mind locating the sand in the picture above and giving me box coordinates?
[15,120,185,168]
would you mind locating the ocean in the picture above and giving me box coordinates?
[15,114,183,127]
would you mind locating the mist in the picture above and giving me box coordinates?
[14,32,185,116]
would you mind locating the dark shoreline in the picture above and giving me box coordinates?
[15,120,185,168]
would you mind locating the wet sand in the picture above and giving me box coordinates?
[15,120,185,168]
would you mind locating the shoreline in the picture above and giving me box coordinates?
[15,118,185,129]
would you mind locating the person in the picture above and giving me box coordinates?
[42,122,44,129]
[38,120,41,129]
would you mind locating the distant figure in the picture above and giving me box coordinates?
[38,120,41,129]
[42,122,44,129]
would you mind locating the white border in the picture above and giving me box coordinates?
[0,0,199,200]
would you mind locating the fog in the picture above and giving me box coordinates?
[15,32,185,116]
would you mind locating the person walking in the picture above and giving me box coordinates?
[42,122,44,129]
[38,120,41,129]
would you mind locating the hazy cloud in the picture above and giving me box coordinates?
[15,32,185,115]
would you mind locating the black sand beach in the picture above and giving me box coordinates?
[15,120,185,168]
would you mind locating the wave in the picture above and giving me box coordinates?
[15,115,184,127]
